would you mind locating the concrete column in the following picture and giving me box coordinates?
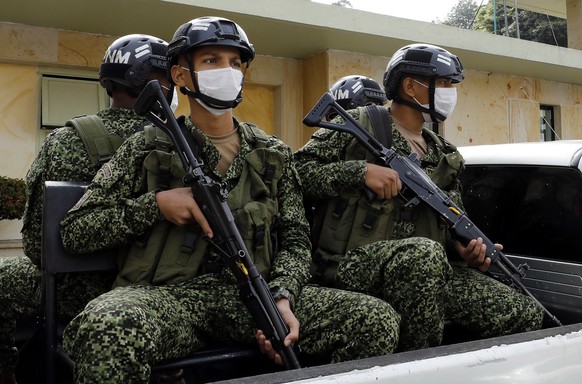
[567,0,582,49]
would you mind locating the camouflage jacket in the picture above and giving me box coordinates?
[60,117,311,296]
[294,106,465,243]
[22,108,146,265]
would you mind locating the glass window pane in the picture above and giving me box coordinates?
[461,165,582,262]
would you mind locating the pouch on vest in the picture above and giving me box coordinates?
[229,145,284,277]
[67,115,125,167]
[116,123,284,286]
[114,146,200,287]
[422,129,464,190]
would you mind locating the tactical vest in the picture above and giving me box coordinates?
[66,115,126,168]
[114,122,285,287]
[311,107,464,281]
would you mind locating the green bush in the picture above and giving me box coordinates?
[0,176,26,220]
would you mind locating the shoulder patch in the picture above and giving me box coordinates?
[70,189,93,212]
[97,163,114,179]
[312,128,334,140]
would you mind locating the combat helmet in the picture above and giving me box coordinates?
[167,16,255,67]
[383,43,464,100]
[331,75,387,109]
[99,34,169,97]
[167,16,255,110]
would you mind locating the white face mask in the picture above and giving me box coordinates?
[413,80,457,123]
[161,85,179,114]
[170,88,179,113]
[195,67,244,103]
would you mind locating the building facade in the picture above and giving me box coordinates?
[1,0,581,254]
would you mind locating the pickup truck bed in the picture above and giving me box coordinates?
[17,141,582,383]
[212,140,582,384]
[215,324,582,383]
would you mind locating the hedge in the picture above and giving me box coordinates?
[0,176,26,220]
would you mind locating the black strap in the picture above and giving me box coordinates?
[362,206,382,230]
[332,198,349,219]
[361,106,394,230]
[365,105,393,148]
[253,224,266,247]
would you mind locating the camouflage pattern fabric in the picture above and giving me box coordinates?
[294,107,544,351]
[335,237,450,351]
[22,108,146,265]
[0,256,38,374]
[60,117,401,382]
[446,262,543,337]
[65,274,400,383]
[0,108,144,374]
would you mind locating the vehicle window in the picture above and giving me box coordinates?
[460,165,582,262]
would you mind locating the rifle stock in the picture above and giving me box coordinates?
[304,92,562,327]
[135,80,301,369]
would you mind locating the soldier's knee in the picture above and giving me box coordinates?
[401,237,450,275]
[351,297,400,354]
[356,296,399,333]
[74,306,147,343]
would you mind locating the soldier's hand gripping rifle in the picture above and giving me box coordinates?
[134,80,301,369]
[304,92,562,327]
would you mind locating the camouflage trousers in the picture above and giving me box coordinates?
[64,270,400,384]
[0,256,114,374]
[333,237,451,352]
[330,237,544,352]
[445,262,544,337]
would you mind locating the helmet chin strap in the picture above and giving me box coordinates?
[180,52,243,109]
[393,78,446,122]
[179,86,242,109]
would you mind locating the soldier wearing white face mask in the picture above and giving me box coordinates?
[58,16,402,383]
[295,43,544,353]
[382,43,464,156]
[385,44,463,124]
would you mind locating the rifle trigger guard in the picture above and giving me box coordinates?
[517,263,529,278]
[401,194,421,208]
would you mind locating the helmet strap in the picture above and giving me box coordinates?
[427,78,444,122]
[393,78,445,122]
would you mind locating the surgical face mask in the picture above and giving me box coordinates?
[194,67,244,104]
[170,87,179,113]
[413,80,457,122]
[161,85,179,113]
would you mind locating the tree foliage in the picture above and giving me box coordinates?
[331,0,352,7]
[443,0,479,29]
[445,0,567,47]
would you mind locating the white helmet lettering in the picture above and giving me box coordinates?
[104,49,131,64]
[332,89,350,100]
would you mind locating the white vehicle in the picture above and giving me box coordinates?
[19,141,582,383]
[212,141,582,384]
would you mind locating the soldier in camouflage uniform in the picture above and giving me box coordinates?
[0,34,171,383]
[59,16,400,384]
[294,43,544,353]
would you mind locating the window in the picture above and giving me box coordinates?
[540,105,556,141]
[461,165,582,262]
[41,75,109,130]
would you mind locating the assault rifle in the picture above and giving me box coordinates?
[134,80,301,369]
[303,92,562,327]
